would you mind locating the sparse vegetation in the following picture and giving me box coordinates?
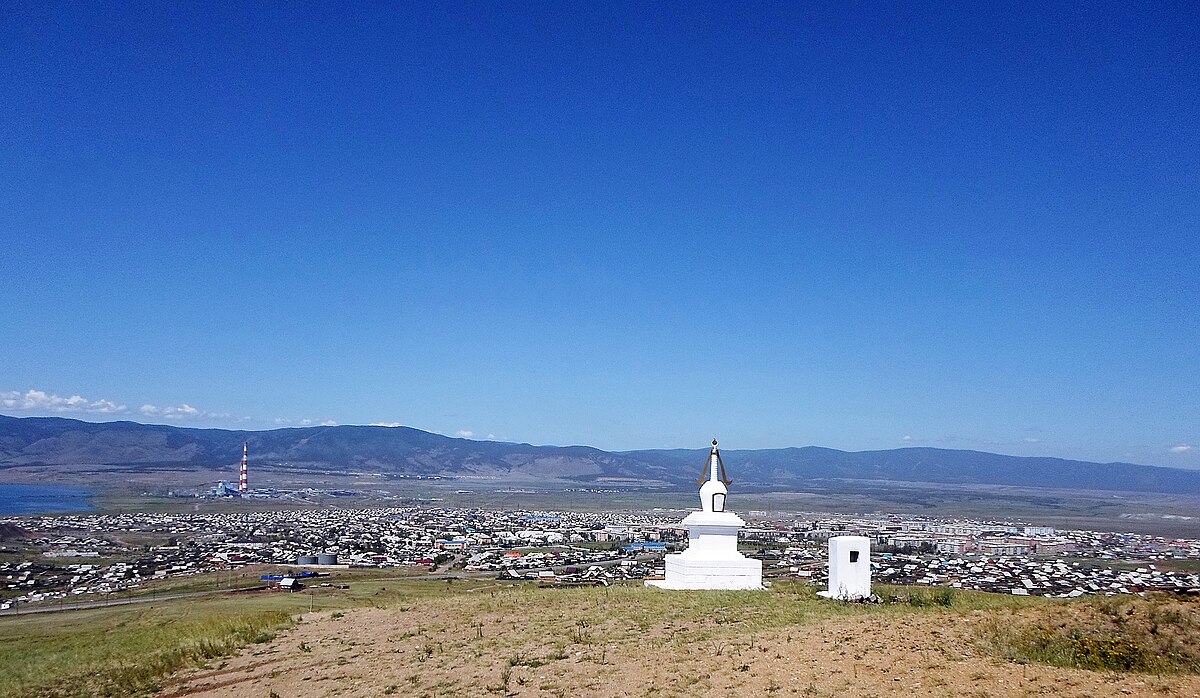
[978,594,1200,674]
[7,577,1200,698]
[507,652,550,669]
[0,574,490,698]
[0,607,293,697]
[903,587,957,607]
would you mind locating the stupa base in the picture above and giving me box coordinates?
[816,589,871,601]
[645,553,763,590]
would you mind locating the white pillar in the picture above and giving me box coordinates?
[819,536,871,600]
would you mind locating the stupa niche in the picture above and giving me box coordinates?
[646,440,763,590]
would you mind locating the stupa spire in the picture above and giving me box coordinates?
[699,438,732,486]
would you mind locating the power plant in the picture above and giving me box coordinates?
[208,442,251,497]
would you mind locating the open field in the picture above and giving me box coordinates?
[0,573,492,698]
[0,566,437,616]
[4,575,1199,698]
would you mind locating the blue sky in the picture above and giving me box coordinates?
[1,2,1197,467]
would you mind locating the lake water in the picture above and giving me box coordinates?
[0,484,94,515]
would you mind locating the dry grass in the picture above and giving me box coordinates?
[0,606,292,698]
[977,593,1200,674]
[162,583,1200,698]
[9,579,1200,698]
[0,574,490,698]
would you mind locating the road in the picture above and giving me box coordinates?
[0,589,235,616]
[0,554,665,617]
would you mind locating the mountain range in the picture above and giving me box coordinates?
[2,414,1198,494]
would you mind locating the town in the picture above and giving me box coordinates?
[2,506,1198,611]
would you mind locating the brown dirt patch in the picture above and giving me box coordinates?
[161,587,1200,698]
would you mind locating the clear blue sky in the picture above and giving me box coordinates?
[2,2,1197,467]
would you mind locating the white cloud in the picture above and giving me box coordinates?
[2,389,351,429]
[370,422,404,427]
[275,417,337,427]
[2,389,234,425]
[487,433,496,440]
[141,402,229,421]
[1,389,128,415]
[901,435,914,442]
[1023,437,1041,443]
[88,399,127,413]
[159,404,201,420]
[455,430,474,438]
[1170,444,1194,454]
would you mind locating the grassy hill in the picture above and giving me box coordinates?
[3,573,1198,698]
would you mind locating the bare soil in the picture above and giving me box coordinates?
[161,586,1200,698]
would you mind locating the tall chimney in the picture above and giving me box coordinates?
[239,441,248,493]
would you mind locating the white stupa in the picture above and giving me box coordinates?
[646,440,763,590]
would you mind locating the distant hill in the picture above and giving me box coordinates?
[2,414,1199,494]
[0,415,671,485]
[622,446,1200,494]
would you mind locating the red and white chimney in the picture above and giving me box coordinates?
[239,441,249,492]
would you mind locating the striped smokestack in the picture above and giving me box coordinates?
[239,441,248,492]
